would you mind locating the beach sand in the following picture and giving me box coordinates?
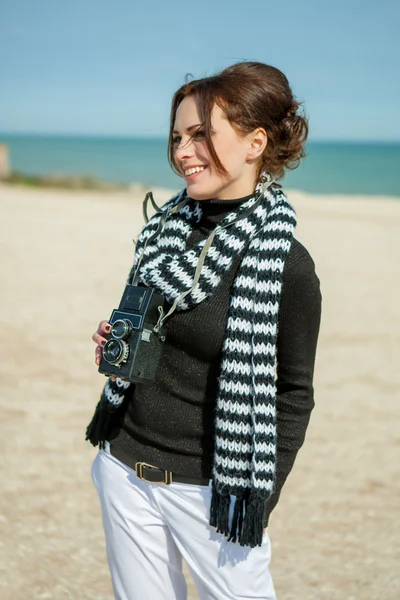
[0,183,399,599]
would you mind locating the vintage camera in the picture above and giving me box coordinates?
[98,284,167,384]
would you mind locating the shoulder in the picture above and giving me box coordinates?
[283,238,321,293]
[285,238,318,274]
[278,238,322,329]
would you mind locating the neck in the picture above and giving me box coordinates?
[189,193,253,228]
[190,193,254,204]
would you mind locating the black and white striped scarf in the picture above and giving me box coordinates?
[86,177,297,547]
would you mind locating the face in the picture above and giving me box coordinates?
[172,95,261,200]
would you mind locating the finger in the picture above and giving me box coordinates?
[95,345,102,365]
[98,320,112,335]
[92,332,108,346]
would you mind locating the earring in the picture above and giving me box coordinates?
[257,171,274,195]
[260,171,272,184]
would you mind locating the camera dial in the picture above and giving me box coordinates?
[112,319,133,340]
[103,339,129,366]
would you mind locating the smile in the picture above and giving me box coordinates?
[184,166,206,177]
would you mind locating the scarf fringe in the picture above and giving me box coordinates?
[210,485,265,548]
[85,398,123,449]
[210,485,230,536]
[239,492,265,548]
[228,496,245,544]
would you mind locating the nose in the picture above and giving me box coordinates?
[174,137,195,163]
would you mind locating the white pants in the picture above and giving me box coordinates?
[91,445,277,600]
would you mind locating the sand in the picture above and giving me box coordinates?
[0,182,399,600]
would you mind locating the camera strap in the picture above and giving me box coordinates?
[132,181,275,332]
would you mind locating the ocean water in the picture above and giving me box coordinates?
[1,134,399,196]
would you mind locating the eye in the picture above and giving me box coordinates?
[194,130,205,138]
[172,136,181,145]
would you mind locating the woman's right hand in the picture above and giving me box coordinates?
[92,320,111,365]
[92,320,117,382]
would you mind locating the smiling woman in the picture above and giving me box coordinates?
[87,61,321,600]
[171,97,266,200]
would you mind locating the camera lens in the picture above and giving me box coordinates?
[112,319,132,340]
[103,339,129,366]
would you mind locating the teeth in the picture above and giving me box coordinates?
[184,166,205,176]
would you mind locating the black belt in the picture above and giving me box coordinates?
[109,443,210,486]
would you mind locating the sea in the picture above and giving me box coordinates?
[1,134,399,196]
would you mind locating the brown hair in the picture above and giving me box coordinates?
[168,61,308,182]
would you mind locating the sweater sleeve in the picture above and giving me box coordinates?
[263,238,322,525]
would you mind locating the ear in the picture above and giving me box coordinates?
[247,128,267,161]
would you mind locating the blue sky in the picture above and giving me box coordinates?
[1,0,399,141]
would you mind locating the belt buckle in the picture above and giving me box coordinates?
[135,461,172,485]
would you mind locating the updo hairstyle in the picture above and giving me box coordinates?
[168,61,308,182]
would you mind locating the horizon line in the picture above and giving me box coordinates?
[0,131,400,145]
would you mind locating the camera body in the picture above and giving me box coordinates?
[98,284,167,384]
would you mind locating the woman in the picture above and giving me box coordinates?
[87,61,322,600]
